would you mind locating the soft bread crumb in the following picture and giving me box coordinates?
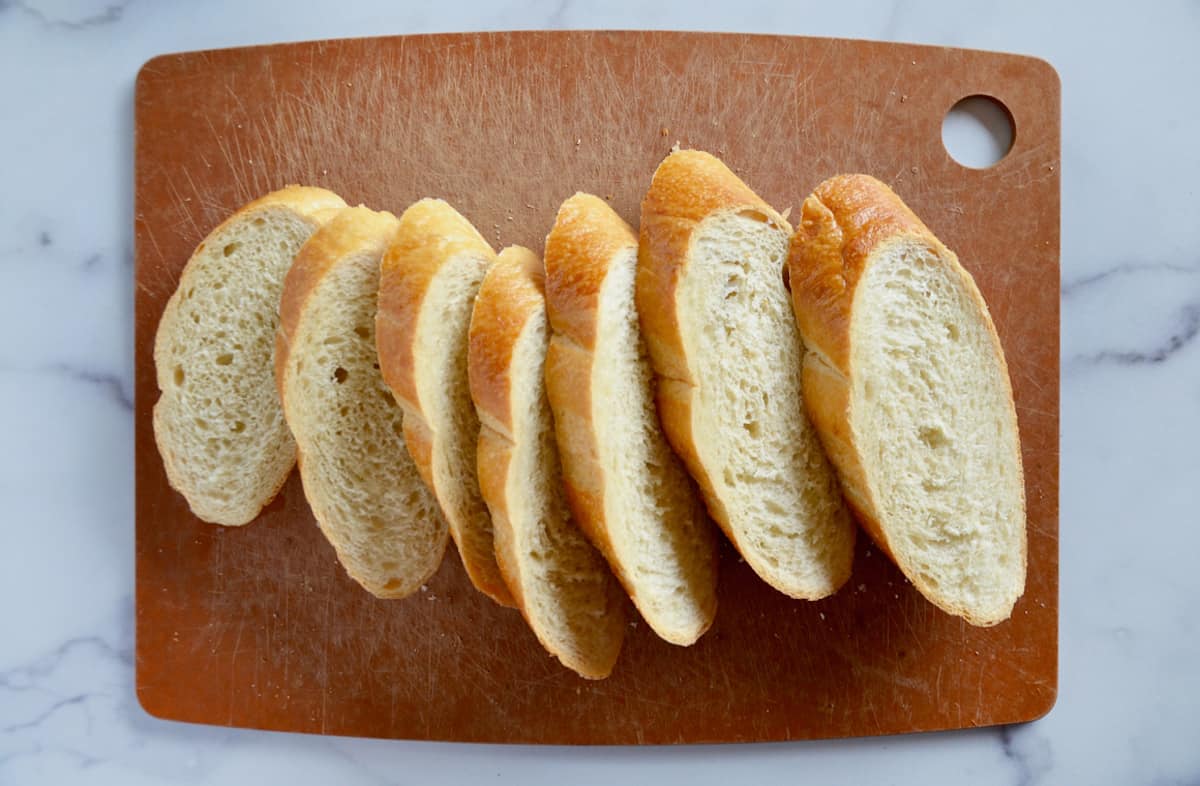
[153,187,345,526]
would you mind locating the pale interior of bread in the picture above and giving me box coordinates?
[850,239,1024,621]
[154,208,313,525]
[501,307,624,676]
[678,211,855,598]
[285,251,444,598]
[409,254,498,585]
[591,246,717,642]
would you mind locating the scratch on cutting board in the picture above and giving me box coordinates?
[141,222,166,268]
[318,592,331,734]
[281,561,291,696]
[227,619,245,724]
[180,33,833,239]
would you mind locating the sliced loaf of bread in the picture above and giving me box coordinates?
[153,185,346,526]
[376,199,513,606]
[544,193,718,646]
[637,150,856,599]
[276,206,446,598]
[469,245,626,678]
[787,174,1026,625]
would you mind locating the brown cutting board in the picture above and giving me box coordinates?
[134,31,1059,743]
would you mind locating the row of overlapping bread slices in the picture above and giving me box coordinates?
[153,149,1027,678]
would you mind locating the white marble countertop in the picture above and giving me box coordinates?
[2,0,1198,783]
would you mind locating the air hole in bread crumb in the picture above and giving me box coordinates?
[333,367,348,384]
[185,288,195,300]
[231,421,245,433]
[918,426,950,449]
[781,263,791,293]
[381,561,398,572]
[223,242,239,257]
[378,389,392,404]
[215,353,233,366]
[323,336,342,346]
[173,366,185,386]
[740,209,773,225]
[354,325,370,339]
[382,578,403,591]
[944,322,960,340]
[195,418,208,429]
[252,217,265,227]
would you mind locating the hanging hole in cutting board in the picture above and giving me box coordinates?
[942,95,1014,169]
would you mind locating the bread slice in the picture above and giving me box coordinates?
[637,150,856,599]
[544,193,718,645]
[276,206,446,598]
[787,174,1026,625]
[376,199,513,607]
[153,185,347,526]
[469,245,626,678]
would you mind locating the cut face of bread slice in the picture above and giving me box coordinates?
[638,150,856,599]
[153,185,347,526]
[276,206,447,598]
[376,199,513,607]
[544,193,718,646]
[788,174,1026,626]
[469,245,626,679]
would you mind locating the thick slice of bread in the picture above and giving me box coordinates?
[637,150,856,599]
[276,206,446,598]
[469,245,626,678]
[376,200,513,607]
[544,193,718,645]
[787,174,1026,626]
[153,185,347,526]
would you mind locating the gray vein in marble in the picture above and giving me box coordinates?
[999,726,1035,786]
[1072,303,1200,367]
[7,363,136,411]
[880,0,906,40]
[0,636,131,770]
[1063,260,1200,368]
[545,0,570,29]
[1062,260,1200,298]
[0,744,103,772]
[3,695,89,734]
[0,635,134,685]
[998,725,1054,786]
[8,0,132,30]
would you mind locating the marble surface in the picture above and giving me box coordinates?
[1,0,1198,783]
